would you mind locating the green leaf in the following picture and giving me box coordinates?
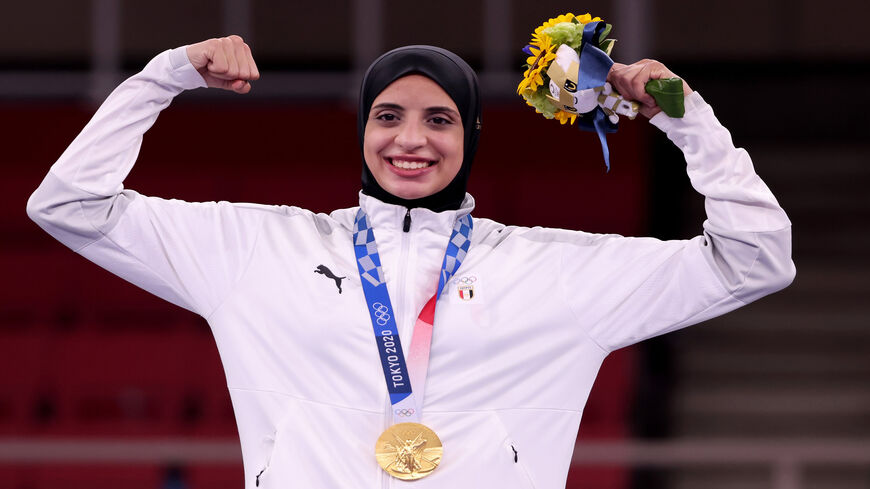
[600,39,615,56]
[600,23,612,41]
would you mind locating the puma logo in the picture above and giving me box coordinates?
[314,265,345,294]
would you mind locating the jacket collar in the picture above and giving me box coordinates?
[358,191,475,236]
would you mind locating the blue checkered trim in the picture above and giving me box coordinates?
[437,214,473,298]
[353,209,472,295]
[352,208,472,410]
[353,210,385,287]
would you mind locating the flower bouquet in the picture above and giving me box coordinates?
[517,12,685,169]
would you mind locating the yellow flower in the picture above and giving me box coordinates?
[553,110,577,125]
[518,12,604,124]
[534,13,575,37]
[574,13,601,24]
[516,33,556,95]
[533,12,601,38]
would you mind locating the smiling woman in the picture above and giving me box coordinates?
[363,75,464,201]
[26,35,794,489]
[357,44,481,212]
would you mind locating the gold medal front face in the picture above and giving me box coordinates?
[375,422,443,480]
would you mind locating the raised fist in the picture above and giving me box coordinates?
[186,35,260,94]
[607,59,692,118]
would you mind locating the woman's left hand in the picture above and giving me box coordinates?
[607,59,692,119]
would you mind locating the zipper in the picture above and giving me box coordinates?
[254,432,276,487]
[403,208,411,232]
[381,390,392,489]
[395,208,413,343]
[505,439,535,488]
[383,207,413,489]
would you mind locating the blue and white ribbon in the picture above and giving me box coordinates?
[353,209,472,423]
[575,20,618,172]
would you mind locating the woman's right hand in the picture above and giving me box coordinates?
[186,35,260,94]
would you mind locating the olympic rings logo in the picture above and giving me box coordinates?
[453,275,477,285]
[372,302,391,326]
[394,408,416,417]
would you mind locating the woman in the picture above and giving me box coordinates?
[27,36,794,488]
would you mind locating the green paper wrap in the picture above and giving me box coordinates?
[644,77,685,118]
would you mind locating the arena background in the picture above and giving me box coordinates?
[1,1,869,488]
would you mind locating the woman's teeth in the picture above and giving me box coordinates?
[391,159,431,170]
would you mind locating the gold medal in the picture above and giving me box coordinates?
[375,422,443,480]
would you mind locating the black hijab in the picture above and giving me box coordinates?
[358,45,481,212]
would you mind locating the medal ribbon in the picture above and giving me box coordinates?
[353,209,472,424]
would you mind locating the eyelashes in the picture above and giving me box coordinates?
[372,112,455,126]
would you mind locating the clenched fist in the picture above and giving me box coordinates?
[607,59,692,119]
[186,35,260,94]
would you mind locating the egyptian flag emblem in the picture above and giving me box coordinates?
[458,284,474,300]
[454,275,477,301]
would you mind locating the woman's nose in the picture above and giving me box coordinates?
[395,121,426,150]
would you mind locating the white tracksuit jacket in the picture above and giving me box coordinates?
[27,47,795,489]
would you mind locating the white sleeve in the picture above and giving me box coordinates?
[26,47,265,317]
[561,92,795,352]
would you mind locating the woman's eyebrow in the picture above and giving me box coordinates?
[371,103,404,111]
[425,106,460,118]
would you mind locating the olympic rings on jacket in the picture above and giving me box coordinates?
[453,275,477,284]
